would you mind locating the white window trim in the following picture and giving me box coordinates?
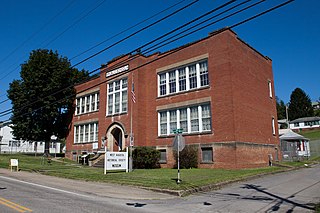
[158,104,211,136]
[106,78,128,116]
[157,60,208,97]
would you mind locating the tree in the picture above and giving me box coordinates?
[288,88,314,121]
[7,49,88,156]
[315,97,320,117]
[276,96,287,120]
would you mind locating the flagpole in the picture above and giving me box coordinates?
[129,74,134,172]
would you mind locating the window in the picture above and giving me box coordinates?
[189,64,197,89]
[190,106,199,132]
[159,149,167,163]
[169,71,176,93]
[179,108,188,133]
[268,80,273,98]
[294,122,300,127]
[199,61,209,86]
[159,73,167,96]
[75,92,99,115]
[201,147,213,163]
[178,68,186,92]
[158,103,211,136]
[158,60,209,97]
[160,112,167,135]
[107,78,128,115]
[74,122,98,144]
[202,105,211,131]
[272,117,275,135]
[169,110,177,134]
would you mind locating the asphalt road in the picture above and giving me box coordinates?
[0,164,319,213]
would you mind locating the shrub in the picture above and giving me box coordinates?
[133,147,160,169]
[174,145,198,169]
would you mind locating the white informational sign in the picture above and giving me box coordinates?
[10,159,18,166]
[104,147,128,174]
[10,159,19,172]
[92,142,98,150]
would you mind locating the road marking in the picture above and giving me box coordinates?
[0,197,32,212]
[0,176,92,198]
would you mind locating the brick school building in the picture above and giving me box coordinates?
[65,29,280,169]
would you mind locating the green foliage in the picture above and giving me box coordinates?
[7,49,88,154]
[288,88,314,120]
[276,96,287,120]
[174,145,198,169]
[132,147,161,169]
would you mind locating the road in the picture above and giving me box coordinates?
[0,164,319,213]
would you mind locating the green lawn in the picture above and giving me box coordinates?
[0,153,294,192]
[300,129,320,141]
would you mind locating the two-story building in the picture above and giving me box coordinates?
[65,29,279,169]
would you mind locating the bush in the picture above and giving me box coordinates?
[133,147,160,169]
[174,145,198,169]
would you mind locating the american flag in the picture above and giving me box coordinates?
[131,82,136,103]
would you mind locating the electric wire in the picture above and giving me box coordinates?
[70,0,187,61]
[1,0,295,123]
[0,0,201,115]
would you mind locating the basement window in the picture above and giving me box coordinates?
[201,147,213,163]
[159,149,167,163]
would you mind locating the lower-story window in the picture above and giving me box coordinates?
[201,147,213,163]
[158,103,211,136]
[74,122,98,144]
[159,149,167,163]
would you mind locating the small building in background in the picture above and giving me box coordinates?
[289,117,320,132]
[280,130,310,161]
[0,122,61,154]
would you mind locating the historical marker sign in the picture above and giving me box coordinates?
[104,147,128,174]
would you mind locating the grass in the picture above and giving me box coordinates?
[0,153,298,192]
[299,129,320,141]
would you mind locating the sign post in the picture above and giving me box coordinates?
[172,128,185,184]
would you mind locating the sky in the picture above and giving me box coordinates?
[0,0,319,121]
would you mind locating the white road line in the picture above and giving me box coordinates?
[0,176,92,199]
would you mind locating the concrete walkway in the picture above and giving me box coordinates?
[0,168,175,200]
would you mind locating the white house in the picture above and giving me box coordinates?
[0,122,61,154]
[289,116,320,131]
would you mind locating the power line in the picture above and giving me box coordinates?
[1,0,295,122]
[0,0,201,117]
[71,0,200,68]
[70,0,187,61]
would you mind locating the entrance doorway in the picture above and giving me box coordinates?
[106,123,127,152]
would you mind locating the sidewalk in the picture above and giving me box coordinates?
[0,168,175,200]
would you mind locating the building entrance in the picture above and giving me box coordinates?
[106,123,127,152]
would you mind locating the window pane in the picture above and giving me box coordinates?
[190,106,199,132]
[159,149,167,163]
[202,105,211,131]
[115,80,121,91]
[179,108,187,133]
[169,71,176,94]
[108,95,113,114]
[189,64,197,89]
[114,92,120,113]
[178,68,186,92]
[79,126,84,143]
[159,73,166,96]
[122,91,128,112]
[94,123,98,142]
[169,110,177,133]
[122,78,127,89]
[90,123,94,142]
[160,112,167,135]
[200,61,209,86]
[202,148,212,162]
[85,124,89,142]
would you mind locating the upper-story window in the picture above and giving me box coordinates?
[158,60,209,97]
[158,103,211,136]
[107,78,128,116]
[75,92,99,115]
